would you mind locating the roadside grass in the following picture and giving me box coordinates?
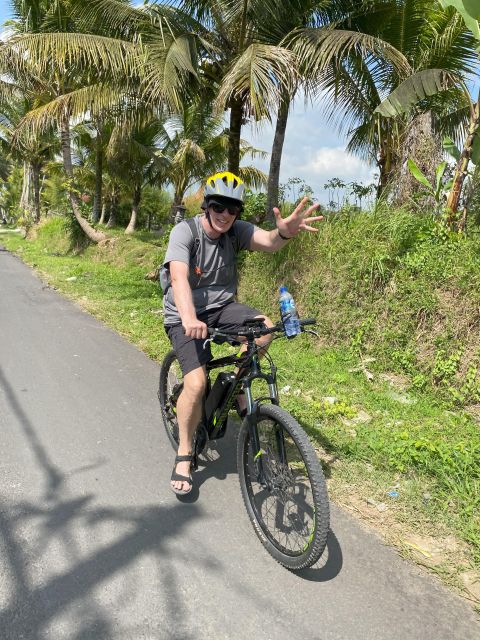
[2,216,480,602]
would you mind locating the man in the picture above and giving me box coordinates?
[162,171,322,494]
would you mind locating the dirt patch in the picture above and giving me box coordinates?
[324,469,479,608]
[378,372,410,391]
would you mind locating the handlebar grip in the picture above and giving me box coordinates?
[300,318,317,326]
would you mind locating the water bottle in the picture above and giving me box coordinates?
[279,285,301,338]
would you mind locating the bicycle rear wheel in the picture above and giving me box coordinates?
[158,350,182,450]
[237,404,329,570]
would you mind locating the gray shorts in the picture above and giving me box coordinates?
[165,302,264,375]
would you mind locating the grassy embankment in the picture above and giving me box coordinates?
[2,212,480,602]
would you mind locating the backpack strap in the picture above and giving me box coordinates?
[227,224,239,254]
[185,217,202,274]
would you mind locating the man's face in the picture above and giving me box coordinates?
[207,202,240,234]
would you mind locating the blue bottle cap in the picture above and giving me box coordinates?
[279,285,288,293]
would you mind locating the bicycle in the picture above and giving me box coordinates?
[158,317,330,570]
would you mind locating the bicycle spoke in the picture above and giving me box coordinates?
[244,416,318,557]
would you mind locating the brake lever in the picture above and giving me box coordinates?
[202,337,214,349]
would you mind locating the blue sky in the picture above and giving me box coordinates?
[0,4,11,26]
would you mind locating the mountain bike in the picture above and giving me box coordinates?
[158,317,330,570]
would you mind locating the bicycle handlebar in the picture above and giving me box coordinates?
[207,318,317,341]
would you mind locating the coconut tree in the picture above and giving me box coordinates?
[3,0,112,240]
[305,0,479,198]
[0,90,57,223]
[374,1,480,220]
[241,0,411,215]
[1,0,202,241]
[160,97,267,217]
[105,115,169,233]
[65,0,295,176]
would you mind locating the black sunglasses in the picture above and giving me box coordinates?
[210,203,241,216]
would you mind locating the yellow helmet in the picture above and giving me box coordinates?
[205,171,245,203]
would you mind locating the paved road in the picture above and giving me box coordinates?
[0,244,479,640]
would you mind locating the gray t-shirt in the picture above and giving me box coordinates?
[163,214,258,325]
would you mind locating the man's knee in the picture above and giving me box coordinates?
[182,367,207,400]
[255,314,274,348]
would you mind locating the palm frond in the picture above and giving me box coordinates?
[0,32,145,82]
[238,165,268,189]
[13,83,133,141]
[285,27,411,81]
[215,43,297,120]
[375,69,461,117]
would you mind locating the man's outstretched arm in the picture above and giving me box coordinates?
[249,197,323,253]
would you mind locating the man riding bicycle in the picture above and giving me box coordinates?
[162,171,322,495]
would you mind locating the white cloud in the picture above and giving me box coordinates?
[243,97,376,204]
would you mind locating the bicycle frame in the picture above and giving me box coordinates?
[206,336,279,427]
[204,336,281,486]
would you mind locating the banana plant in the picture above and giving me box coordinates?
[407,158,450,213]
[375,1,480,223]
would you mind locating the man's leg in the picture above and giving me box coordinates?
[171,365,207,493]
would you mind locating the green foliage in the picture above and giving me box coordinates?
[407,158,449,211]
[243,190,267,223]
[239,206,480,408]
[4,212,480,566]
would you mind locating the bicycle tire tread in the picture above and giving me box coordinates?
[237,404,330,570]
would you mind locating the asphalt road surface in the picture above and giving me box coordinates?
[1,243,479,640]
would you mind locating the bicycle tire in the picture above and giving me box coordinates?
[158,350,182,450]
[237,404,329,570]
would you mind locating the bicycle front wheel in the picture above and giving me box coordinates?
[237,404,330,570]
[158,350,182,450]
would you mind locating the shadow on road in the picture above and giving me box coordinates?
[294,529,343,582]
[0,365,206,639]
[1,367,311,638]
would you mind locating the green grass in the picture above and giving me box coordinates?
[3,214,480,582]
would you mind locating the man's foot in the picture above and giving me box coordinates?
[171,454,193,495]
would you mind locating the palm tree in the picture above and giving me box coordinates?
[375,1,480,220]
[2,0,115,240]
[66,0,295,176]
[178,0,410,215]
[0,91,56,223]
[160,98,267,217]
[106,115,169,233]
[248,0,410,215]
[2,0,201,241]
[303,0,478,198]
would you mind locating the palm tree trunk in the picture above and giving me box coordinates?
[377,139,393,198]
[92,127,103,224]
[228,97,243,174]
[125,184,141,234]
[32,162,41,224]
[266,94,290,222]
[99,201,107,224]
[446,100,480,227]
[60,112,106,244]
[106,186,119,228]
[20,161,32,217]
[394,111,441,209]
[170,184,187,223]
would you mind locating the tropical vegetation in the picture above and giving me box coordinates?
[2,0,480,596]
